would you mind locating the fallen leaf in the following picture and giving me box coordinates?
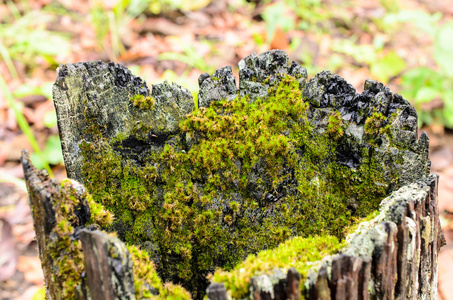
[6,135,33,162]
[0,142,8,166]
[17,256,44,285]
[22,107,36,125]
[12,222,35,247]
[7,199,32,225]
[138,18,191,37]
[430,147,453,172]
[438,246,453,300]
[438,171,453,212]
[6,108,17,131]
[0,218,18,281]
[270,28,289,51]
[15,286,42,300]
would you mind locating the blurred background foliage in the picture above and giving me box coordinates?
[1,0,452,177]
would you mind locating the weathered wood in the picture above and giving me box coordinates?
[22,150,136,300]
[250,275,274,300]
[52,61,194,183]
[206,283,228,300]
[372,222,398,300]
[311,263,331,300]
[273,275,287,300]
[286,268,301,300]
[357,256,371,300]
[21,150,89,300]
[303,173,446,300]
[331,255,362,300]
[80,229,136,300]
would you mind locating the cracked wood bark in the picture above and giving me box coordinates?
[79,229,136,300]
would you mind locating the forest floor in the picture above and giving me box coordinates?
[1,0,453,299]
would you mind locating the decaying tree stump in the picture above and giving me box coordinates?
[23,50,445,299]
[22,151,137,299]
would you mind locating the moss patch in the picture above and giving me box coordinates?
[86,193,115,226]
[131,94,156,110]
[47,176,191,299]
[46,179,88,299]
[364,111,388,135]
[211,235,345,299]
[128,244,191,299]
[79,75,394,298]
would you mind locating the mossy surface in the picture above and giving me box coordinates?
[131,94,156,110]
[43,178,122,299]
[128,244,191,299]
[211,235,345,299]
[38,172,190,299]
[46,179,87,299]
[79,74,397,298]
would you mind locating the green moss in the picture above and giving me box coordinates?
[364,111,387,135]
[211,235,345,299]
[342,209,379,238]
[131,94,156,110]
[80,75,393,298]
[86,194,115,226]
[47,179,87,299]
[48,177,189,299]
[327,111,344,140]
[128,244,191,299]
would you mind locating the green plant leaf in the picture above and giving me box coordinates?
[44,135,64,165]
[332,40,377,65]
[434,21,453,77]
[13,82,53,99]
[31,135,64,169]
[44,110,58,128]
[28,31,70,56]
[370,51,406,83]
[418,111,433,127]
[158,45,215,73]
[12,84,40,98]
[402,67,436,86]
[414,87,439,103]
[383,10,442,36]
[262,2,295,43]
[401,67,443,100]
[443,90,453,128]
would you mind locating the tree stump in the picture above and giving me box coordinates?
[23,50,445,299]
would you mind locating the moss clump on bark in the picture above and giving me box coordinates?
[78,74,393,298]
[131,94,156,110]
[47,179,87,299]
[128,244,191,299]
